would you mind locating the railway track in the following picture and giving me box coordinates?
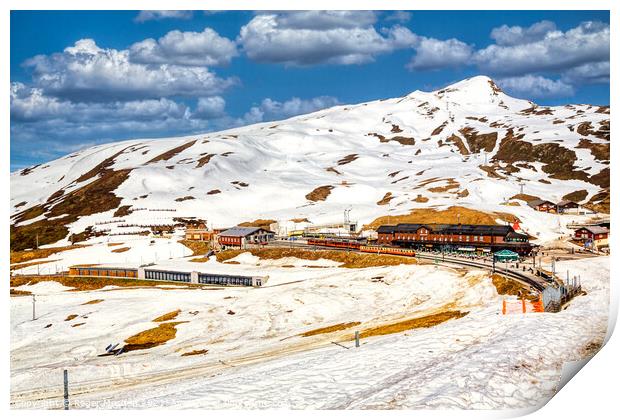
[267,240,551,292]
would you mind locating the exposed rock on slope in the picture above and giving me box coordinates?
[10,76,610,250]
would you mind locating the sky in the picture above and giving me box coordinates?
[10,10,610,170]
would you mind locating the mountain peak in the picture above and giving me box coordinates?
[436,75,503,95]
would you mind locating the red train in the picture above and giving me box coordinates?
[306,238,415,257]
[307,238,361,250]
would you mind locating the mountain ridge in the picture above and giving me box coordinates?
[10,76,610,250]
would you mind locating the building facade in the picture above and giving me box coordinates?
[573,226,609,248]
[527,199,557,213]
[218,226,275,249]
[184,223,214,241]
[377,223,534,255]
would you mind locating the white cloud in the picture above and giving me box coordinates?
[496,75,575,99]
[134,10,193,23]
[238,13,415,66]
[490,20,557,46]
[193,96,226,119]
[240,96,340,124]
[129,28,237,67]
[407,37,473,70]
[561,61,610,85]
[384,11,412,23]
[24,39,237,101]
[275,11,377,30]
[11,82,190,123]
[475,21,609,76]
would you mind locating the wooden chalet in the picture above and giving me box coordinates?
[556,200,580,214]
[218,226,275,249]
[527,199,557,213]
[184,223,214,241]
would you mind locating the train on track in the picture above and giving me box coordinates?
[306,238,416,257]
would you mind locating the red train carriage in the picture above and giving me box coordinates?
[360,245,416,257]
[306,238,362,250]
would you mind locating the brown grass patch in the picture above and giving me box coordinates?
[377,192,394,205]
[113,205,132,217]
[239,219,276,231]
[82,299,104,305]
[11,259,61,270]
[562,189,588,203]
[123,322,185,352]
[196,153,216,168]
[479,164,507,180]
[326,166,342,175]
[107,242,124,247]
[182,349,209,356]
[359,311,467,338]
[153,309,181,322]
[510,193,541,202]
[491,274,538,301]
[337,154,358,165]
[175,196,195,202]
[290,218,311,223]
[300,321,361,337]
[209,248,416,268]
[10,245,89,265]
[427,179,460,193]
[445,134,469,155]
[364,206,518,230]
[147,140,197,164]
[459,127,498,153]
[207,189,221,195]
[576,139,609,161]
[306,185,334,202]
[10,288,32,296]
[413,194,429,203]
[72,323,85,327]
[10,275,199,292]
[65,314,78,321]
[179,240,212,256]
[111,247,130,253]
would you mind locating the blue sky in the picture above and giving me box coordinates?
[10,10,610,170]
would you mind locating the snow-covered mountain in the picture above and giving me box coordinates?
[10,76,610,250]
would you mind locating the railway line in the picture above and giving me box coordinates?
[268,240,552,293]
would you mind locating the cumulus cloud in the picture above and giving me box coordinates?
[240,96,340,124]
[475,21,609,76]
[129,28,238,67]
[274,11,377,30]
[561,61,610,85]
[238,13,415,66]
[193,96,226,119]
[134,10,193,23]
[496,75,575,99]
[384,11,412,23]
[490,20,557,46]
[407,37,473,70]
[23,39,237,101]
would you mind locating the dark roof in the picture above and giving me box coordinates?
[377,225,397,233]
[219,226,272,237]
[527,199,555,208]
[379,223,515,236]
[556,200,579,207]
[576,226,609,234]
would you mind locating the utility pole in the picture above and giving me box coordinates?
[32,295,36,320]
[63,369,69,410]
[519,182,525,195]
[35,234,39,250]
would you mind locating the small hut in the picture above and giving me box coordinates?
[494,249,520,262]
